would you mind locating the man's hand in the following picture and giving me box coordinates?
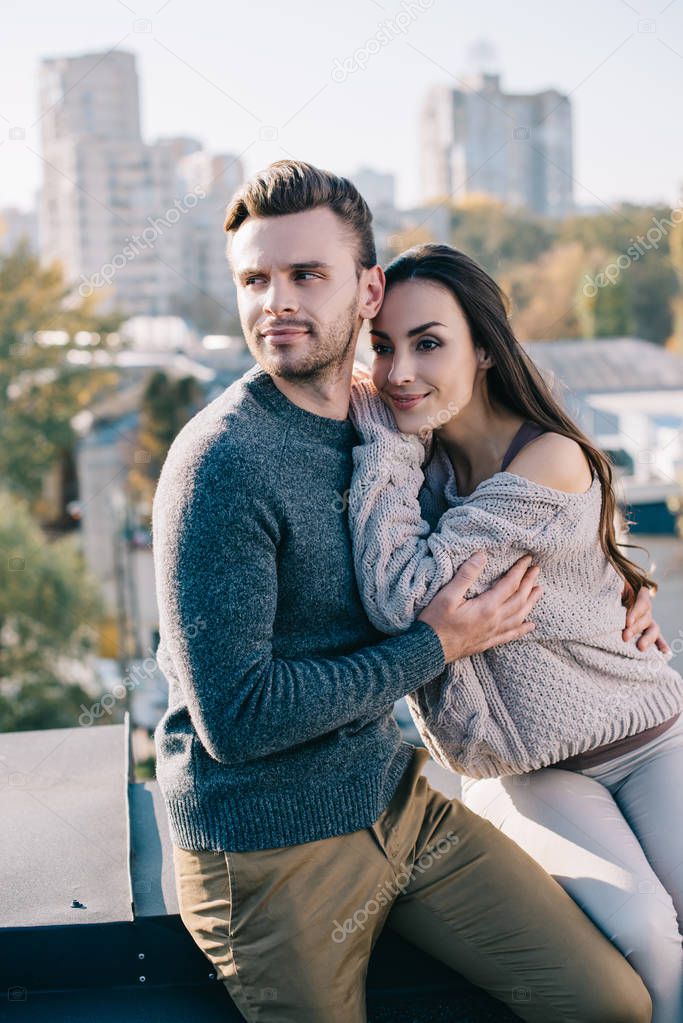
[418,553,543,663]
[622,583,670,654]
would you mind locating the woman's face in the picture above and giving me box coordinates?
[369,279,485,436]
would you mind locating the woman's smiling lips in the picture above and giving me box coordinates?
[386,391,430,411]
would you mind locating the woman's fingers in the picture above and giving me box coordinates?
[635,623,669,653]
[624,586,653,638]
[635,624,657,651]
[656,634,672,655]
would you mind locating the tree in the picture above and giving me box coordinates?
[451,195,555,274]
[0,489,105,732]
[667,218,683,353]
[127,370,205,518]
[504,242,588,340]
[0,242,123,522]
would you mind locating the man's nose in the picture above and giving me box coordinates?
[263,280,299,317]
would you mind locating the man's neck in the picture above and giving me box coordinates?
[269,367,354,422]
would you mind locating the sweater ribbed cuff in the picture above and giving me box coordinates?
[398,619,447,691]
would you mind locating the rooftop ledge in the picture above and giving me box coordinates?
[0,717,517,1021]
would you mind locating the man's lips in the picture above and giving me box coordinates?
[261,327,310,344]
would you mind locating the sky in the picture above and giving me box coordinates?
[1,0,682,214]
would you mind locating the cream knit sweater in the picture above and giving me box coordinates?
[348,376,683,778]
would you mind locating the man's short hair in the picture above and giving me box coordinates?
[224,160,377,271]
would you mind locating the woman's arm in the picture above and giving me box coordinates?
[348,378,565,634]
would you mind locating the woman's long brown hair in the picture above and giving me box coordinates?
[383,243,655,606]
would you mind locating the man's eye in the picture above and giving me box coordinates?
[294,271,320,280]
[244,276,265,286]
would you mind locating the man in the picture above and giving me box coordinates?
[152,159,657,1022]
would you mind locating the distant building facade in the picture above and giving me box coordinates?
[0,207,38,254]
[352,167,396,211]
[38,50,243,319]
[420,74,574,217]
[526,338,683,533]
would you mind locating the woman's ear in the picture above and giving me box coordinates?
[476,347,494,369]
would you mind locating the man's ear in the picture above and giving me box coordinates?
[359,265,385,319]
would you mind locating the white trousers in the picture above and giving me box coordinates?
[461,715,683,1023]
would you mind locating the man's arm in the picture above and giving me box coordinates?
[152,443,540,767]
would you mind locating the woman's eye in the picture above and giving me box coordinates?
[370,343,392,355]
[417,337,439,351]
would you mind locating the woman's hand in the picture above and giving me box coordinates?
[349,375,431,464]
[622,584,670,654]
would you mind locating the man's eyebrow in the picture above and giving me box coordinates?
[369,321,446,340]
[237,261,332,277]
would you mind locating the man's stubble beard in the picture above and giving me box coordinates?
[244,291,360,384]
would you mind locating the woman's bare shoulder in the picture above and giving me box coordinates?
[505,432,593,494]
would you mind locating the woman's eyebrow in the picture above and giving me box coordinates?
[369,321,446,340]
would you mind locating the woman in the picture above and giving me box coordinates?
[348,243,683,1023]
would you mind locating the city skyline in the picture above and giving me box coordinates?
[1,0,683,217]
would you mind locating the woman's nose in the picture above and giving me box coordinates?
[387,356,416,385]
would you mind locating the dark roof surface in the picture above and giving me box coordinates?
[0,717,516,1021]
[525,337,683,395]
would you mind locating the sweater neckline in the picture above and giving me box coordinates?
[246,366,358,447]
[430,437,601,506]
[444,468,601,506]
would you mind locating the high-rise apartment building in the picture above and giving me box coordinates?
[420,74,573,217]
[352,167,396,212]
[38,50,242,319]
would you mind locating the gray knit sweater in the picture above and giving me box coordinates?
[151,363,445,852]
[348,378,683,779]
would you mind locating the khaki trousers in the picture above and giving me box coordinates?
[172,746,652,1023]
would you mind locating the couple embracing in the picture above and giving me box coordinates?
[152,159,683,1022]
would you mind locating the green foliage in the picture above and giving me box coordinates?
[441,198,683,344]
[0,489,105,732]
[0,242,123,514]
[128,370,205,517]
[450,197,556,275]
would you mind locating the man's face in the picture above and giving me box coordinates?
[229,206,368,381]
